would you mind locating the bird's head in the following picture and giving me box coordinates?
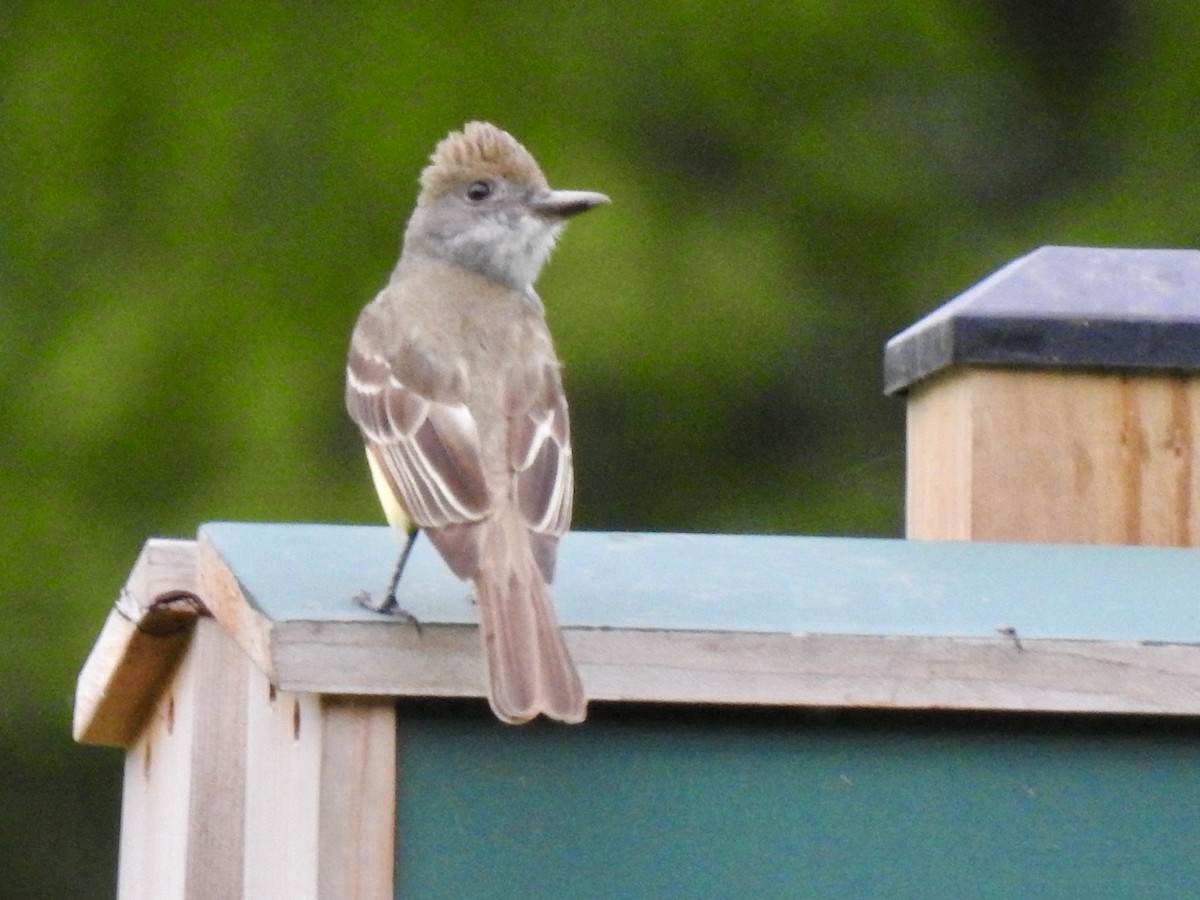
[402,122,609,289]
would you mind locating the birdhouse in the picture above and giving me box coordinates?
[76,247,1200,898]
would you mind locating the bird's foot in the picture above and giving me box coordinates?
[353,590,423,634]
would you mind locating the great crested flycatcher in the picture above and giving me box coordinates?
[345,122,607,724]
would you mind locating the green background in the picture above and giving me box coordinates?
[4,2,1198,894]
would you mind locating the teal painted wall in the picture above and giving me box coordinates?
[396,704,1200,899]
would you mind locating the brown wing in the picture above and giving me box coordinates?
[345,302,491,575]
[508,358,574,581]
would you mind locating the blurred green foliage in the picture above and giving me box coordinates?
[4,0,1199,893]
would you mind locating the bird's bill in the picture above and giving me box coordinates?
[527,189,610,219]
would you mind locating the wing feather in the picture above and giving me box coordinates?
[346,336,490,531]
[346,283,574,585]
[511,361,573,539]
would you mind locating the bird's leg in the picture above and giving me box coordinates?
[383,528,418,610]
[357,528,422,632]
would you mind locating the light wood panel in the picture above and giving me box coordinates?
[907,368,1200,545]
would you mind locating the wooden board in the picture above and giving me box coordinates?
[197,522,1200,715]
[906,368,1200,545]
[74,539,205,746]
[116,615,396,900]
[241,668,396,899]
[118,617,248,900]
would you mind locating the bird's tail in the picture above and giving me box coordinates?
[473,512,586,724]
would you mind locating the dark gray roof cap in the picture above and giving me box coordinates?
[884,245,1200,394]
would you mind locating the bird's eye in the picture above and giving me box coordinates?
[466,180,493,202]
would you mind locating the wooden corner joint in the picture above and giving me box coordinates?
[73,538,206,747]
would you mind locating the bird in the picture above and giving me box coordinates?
[344,121,607,724]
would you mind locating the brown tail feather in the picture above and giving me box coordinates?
[473,512,586,724]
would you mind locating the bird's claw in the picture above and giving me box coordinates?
[354,590,423,635]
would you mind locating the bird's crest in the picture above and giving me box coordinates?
[419,121,548,198]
